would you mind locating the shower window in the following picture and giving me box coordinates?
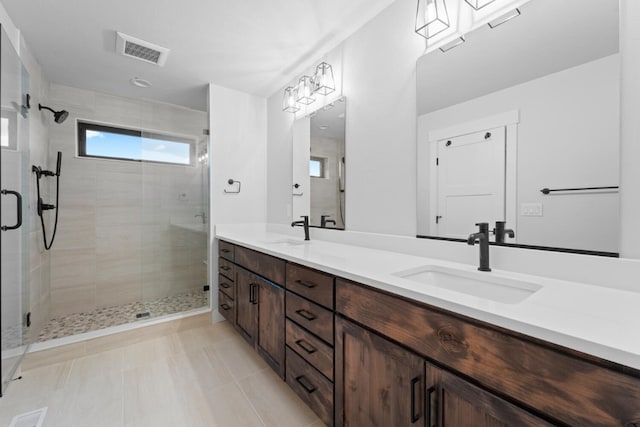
[77,122,194,165]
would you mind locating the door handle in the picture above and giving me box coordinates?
[410,377,421,423]
[426,386,437,427]
[1,189,23,231]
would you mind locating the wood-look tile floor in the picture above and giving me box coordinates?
[0,321,324,427]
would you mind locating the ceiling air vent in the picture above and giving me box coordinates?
[116,32,170,67]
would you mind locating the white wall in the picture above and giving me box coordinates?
[418,54,620,253]
[0,1,20,54]
[619,0,640,258]
[209,84,267,225]
[209,84,267,319]
[267,0,424,235]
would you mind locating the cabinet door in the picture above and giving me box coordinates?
[257,277,285,378]
[335,317,424,427]
[426,364,552,427]
[235,267,257,345]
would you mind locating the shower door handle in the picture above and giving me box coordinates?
[1,189,23,231]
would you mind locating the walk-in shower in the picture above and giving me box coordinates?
[1,23,210,391]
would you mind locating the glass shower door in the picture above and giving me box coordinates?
[1,26,31,396]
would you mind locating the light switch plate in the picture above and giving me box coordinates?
[521,202,543,216]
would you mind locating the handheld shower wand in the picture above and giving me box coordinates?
[33,151,62,250]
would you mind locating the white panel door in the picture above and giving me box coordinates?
[435,127,506,238]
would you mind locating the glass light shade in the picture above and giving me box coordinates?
[415,0,450,39]
[296,75,316,105]
[313,62,335,96]
[464,0,497,10]
[282,86,300,113]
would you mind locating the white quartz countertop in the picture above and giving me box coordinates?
[215,225,640,371]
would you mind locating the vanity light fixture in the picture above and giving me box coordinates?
[488,8,521,28]
[296,75,316,105]
[282,61,338,114]
[282,86,301,113]
[313,62,335,95]
[415,0,450,39]
[464,0,497,10]
[439,36,466,52]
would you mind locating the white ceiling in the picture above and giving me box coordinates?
[417,0,619,116]
[2,0,396,111]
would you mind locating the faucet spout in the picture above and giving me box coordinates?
[468,223,491,272]
[291,215,310,240]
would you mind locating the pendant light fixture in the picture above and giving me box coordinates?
[415,0,450,39]
[296,75,316,105]
[313,62,335,96]
[464,0,497,10]
[282,86,300,113]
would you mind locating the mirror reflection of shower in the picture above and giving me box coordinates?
[32,151,62,250]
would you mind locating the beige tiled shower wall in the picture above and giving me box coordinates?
[46,83,208,317]
[22,38,52,338]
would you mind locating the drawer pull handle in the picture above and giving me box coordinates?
[295,339,317,354]
[221,248,231,253]
[295,309,317,321]
[220,282,231,289]
[220,265,231,271]
[220,303,231,311]
[410,376,421,423]
[296,279,317,289]
[295,375,316,394]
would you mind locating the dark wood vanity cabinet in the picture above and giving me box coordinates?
[336,278,640,427]
[335,316,424,426]
[235,267,257,343]
[219,242,286,378]
[218,239,640,427]
[284,263,336,426]
[427,365,552,427]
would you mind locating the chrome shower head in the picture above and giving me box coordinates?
[38,104,69,124]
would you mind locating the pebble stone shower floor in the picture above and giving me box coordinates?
[37,291,208,342]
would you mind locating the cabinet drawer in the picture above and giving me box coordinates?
[286,347,333,427]
[218,274,235,300]
[286,319,333,380]
[286,263,334,309]
[218,258,235,281]
[336,278,640,427]
[235,246,285,285]
[218,240,235,262]
[218,291,234,323]
[286,292,334,345]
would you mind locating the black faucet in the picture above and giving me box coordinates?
[493,221,515,244]
[320,215,336,228]
[467,222,491,272]
[291,215,310,240]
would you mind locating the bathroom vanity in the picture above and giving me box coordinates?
[216,228,640,426]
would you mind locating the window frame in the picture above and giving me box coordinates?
[77,121,196,166]
[310,156,327,179]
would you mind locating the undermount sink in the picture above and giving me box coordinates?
[392,265,542,304]
[264,238,310,246]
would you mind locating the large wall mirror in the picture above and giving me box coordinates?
[292,97,346,229]
[416,0,619,255]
